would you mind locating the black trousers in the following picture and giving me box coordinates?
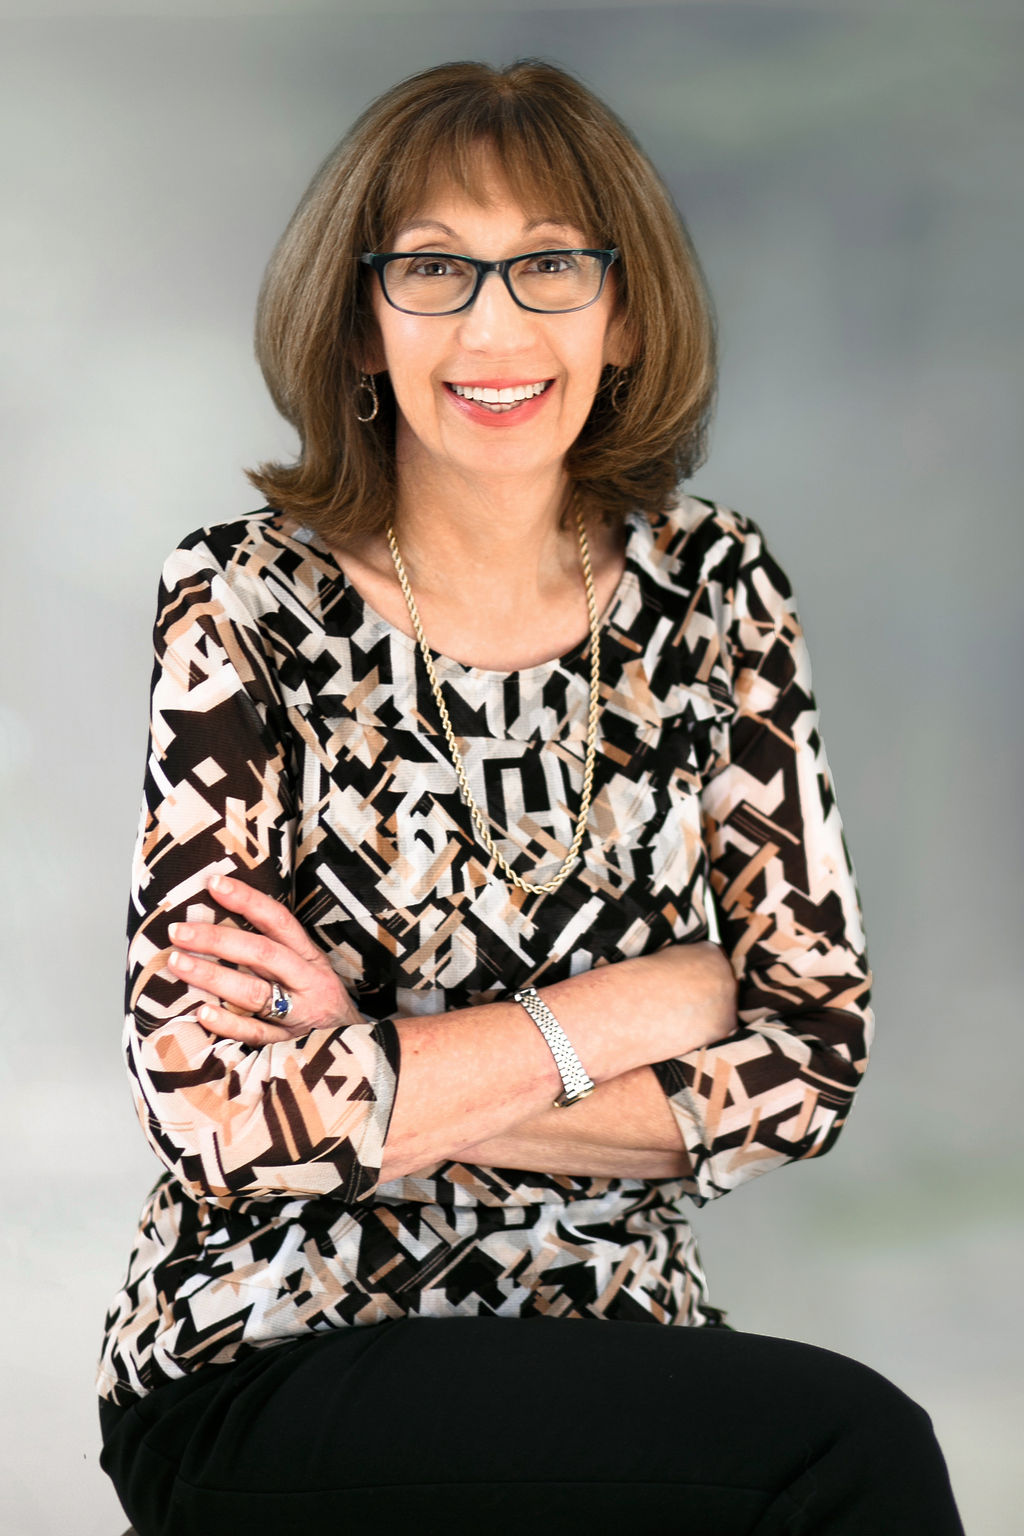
[99,1317,964,1536]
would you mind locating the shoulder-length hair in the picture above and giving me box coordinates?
[247,59,716,541]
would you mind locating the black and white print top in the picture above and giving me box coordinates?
[97,493,873,1405]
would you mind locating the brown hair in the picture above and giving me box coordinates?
[246,59,716,541]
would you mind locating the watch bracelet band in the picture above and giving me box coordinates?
[512,985,596,1107]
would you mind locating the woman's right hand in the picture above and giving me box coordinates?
[166,873,363,1046]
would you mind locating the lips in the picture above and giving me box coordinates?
[446,380,553,413]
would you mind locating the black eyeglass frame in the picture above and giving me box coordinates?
[359,247,620,316]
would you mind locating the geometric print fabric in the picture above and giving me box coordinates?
[98,494,872,1404]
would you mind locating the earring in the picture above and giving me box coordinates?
[354,372,379,423]
[609,367,630,415]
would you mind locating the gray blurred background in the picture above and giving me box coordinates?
[1,2,1021,1531]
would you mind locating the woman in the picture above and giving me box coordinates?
[98,59,963,1535]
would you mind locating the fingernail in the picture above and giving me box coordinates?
[198,1005,214,1022]
[170,950,193,972]
[169,922,189,940]
[210,873,230,890]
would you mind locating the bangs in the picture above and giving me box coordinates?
[364,105,610,251]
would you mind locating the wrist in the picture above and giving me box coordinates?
[537,945,735,1078]
[511,986,595,1107]
[532,966,649,1082]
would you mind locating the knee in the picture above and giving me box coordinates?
[801,1345,940,1458]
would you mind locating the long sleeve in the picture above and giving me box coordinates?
[124,534,400,1203]
[650,519,873,1203]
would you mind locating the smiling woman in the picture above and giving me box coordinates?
[96,58,964,1536]
[246,59,714,542]
[357,180,629,541]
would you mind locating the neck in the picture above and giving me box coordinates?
[327,442,627,674]
[391,457,579,607]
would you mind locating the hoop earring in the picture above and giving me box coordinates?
[609,367,630,415]
[354,372,379,424]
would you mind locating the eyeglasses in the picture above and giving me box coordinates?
[359,248,619,316]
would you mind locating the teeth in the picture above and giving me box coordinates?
[450,380,550,406]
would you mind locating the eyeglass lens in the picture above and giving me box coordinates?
[382,252,606,314]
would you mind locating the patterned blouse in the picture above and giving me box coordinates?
[97,493,872,1406]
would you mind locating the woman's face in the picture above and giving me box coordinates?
[367,164,628,498]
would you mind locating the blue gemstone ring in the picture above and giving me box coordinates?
[263,981,293,1022]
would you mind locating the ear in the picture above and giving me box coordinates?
[360,338,387,376]
[602,306,635,370]
[357,299,387,376]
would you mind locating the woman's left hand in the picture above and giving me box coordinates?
[166,873,361,1045]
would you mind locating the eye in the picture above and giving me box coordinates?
[402,256,470,279]
[524,252,581,276]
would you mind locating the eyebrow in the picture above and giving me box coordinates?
[393,216,581,244]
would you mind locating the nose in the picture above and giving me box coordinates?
[455,268,534,351]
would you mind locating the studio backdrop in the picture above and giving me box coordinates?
[1,4,1020,1533]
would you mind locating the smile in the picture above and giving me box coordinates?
[446,380,552,413]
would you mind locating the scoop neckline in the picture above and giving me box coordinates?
[305,510,648,683]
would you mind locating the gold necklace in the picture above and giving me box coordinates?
[385,505,601,896]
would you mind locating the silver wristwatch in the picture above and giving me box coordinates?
[512,986,596,1108]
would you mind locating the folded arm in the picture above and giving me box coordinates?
[643,518,873,1203]
[130,532,733,1206]
[134,514,870,1207]
[453,1067,693,1179]
[166,874,736,1184]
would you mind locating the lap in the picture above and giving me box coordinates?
[100,1316,961,1536]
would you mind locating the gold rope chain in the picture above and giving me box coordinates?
[385,507,602,896]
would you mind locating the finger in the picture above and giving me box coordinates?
[168,949,279,1019]
[195,1000,293,1047]
[169,920,314,992]
[206,874,322,962]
